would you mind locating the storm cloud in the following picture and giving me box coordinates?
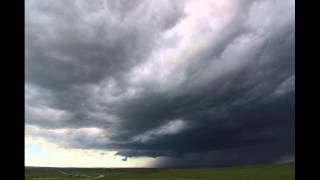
[25,0,295,167]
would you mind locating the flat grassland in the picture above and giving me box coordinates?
[25,162,294,180]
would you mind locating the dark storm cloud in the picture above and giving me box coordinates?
[26,0,295,166]
[25,0,185,128]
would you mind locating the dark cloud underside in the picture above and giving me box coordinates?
[26,0,295,167]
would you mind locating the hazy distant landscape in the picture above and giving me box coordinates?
[25,162,294,180]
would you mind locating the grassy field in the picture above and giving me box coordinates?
[25,162,294,180]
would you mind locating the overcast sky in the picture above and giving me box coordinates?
[25,0,295,168]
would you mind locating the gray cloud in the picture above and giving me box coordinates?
[25,0,295,167]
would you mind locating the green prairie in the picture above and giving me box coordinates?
[25,162,294,180]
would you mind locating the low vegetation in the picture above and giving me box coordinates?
[25,162,294,180]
